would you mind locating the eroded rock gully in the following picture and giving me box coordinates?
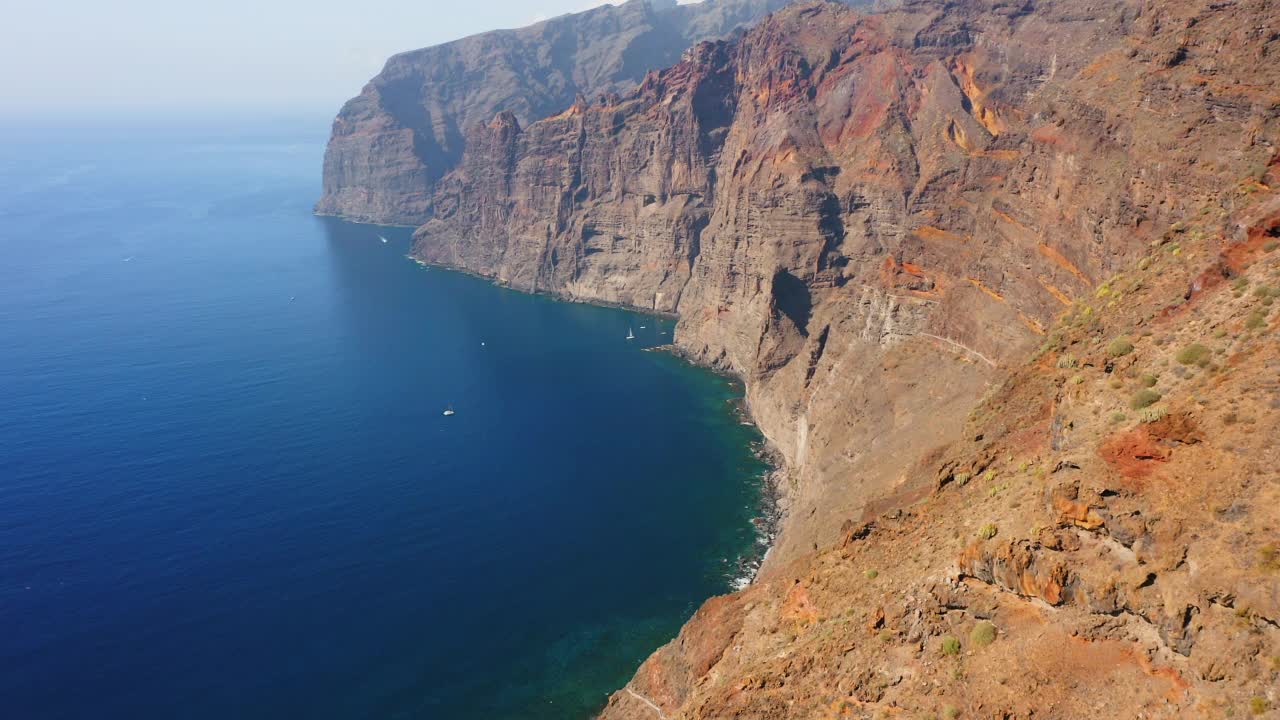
[325,0,1280,715]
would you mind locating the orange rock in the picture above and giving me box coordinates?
[1098,427,1170,479]
[780,580,820,627]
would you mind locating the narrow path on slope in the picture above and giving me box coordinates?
[916,332,998,368]
[625,687,668,720]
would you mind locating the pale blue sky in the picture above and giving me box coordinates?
[2,0,682,115]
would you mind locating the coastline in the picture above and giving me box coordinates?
[324,215,792,585]
[402,252,792,584]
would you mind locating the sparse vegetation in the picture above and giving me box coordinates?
[1260,544,1279,572]
[970,621,997,647]
[1070,374,1084,385]
[1131,389,1162,409]
[1140,373,1159,387]
[1139,407,1168,423]
[1056,354,1079,369]
[1176,343,1212,365]
[1112,411,1128,423]
[1245,311,1266,330]
[942,705,961,719]
[940,636,961,656]
[1250,697,1268,716]
[953,472,971,486]
[978,523,998,540]
[1107,337,1134,357]
[864,569,879,580]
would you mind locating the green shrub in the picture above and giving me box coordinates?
[864,569,879,580]
[943,705,961,719]
[1070,374,1084,385]
[1140,373,1159,387]
[940,636,961,656]
[1131,389,1162,409]
[953,472,971,486]
[1245,312,1266,330]
[1176,344,1211,365]
[1107,337,1135,357]
[1112,412,1128,423]
[1264,240,1278,253]
[1251,697,1268,716]
[1056,354,1078,369]
[978,523,998,540]
[970,621,997,647]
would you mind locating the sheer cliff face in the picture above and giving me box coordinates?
[416,0,1279,564]
[412,2,1280,713]
[314,0,798,224]
[576,0,1275,716]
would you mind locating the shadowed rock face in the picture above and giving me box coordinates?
[401,0,1280,715]
[315,0,804,224]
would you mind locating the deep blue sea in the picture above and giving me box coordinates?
[0,116,767,719]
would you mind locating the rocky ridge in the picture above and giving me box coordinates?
[315,0,803,224]
[397,0,1280,715]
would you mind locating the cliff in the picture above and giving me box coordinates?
[314,0,805,224]
[402,0,1280,716]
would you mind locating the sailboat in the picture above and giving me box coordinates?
[626,327,635,340]
[442,404,455,417]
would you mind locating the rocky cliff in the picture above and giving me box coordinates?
[315,0,806,224]
[401,0,1280,716]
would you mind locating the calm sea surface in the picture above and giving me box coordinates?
[0,117,767,719]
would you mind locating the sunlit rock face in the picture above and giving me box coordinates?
[315,0,799,224]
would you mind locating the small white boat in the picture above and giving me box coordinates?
[626,327,635,340]
[379,235,388,243]
[443,405,455,417]
[639,325,646,329]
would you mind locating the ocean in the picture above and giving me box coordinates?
[0,116,768,719]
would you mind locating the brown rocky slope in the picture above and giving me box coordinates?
[399,0,1280,715]
[314,0,807,224]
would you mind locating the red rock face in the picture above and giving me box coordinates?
[392,1,1280,716]
[314,0,800,224]
[411,0,1279,565]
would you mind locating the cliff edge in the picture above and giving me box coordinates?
[315,0,801,224]
[404,0,1280,716]
[323,0,1280,714]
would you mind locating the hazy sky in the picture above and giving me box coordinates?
[2,0,678,116]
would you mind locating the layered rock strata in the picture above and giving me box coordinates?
[316,0,800,224]
[331,0,1280,714]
